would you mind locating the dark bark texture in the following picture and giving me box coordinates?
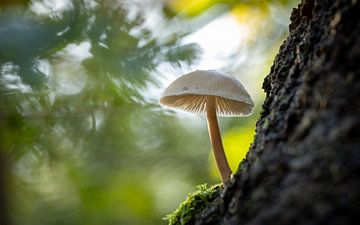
[195,0,360,224]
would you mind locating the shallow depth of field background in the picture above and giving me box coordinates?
[0,0,296,224]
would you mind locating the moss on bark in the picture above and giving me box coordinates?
[165,184,222,225]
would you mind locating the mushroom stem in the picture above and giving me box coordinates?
[206,96,232,184]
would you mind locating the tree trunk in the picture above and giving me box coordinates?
[195,0,360,224]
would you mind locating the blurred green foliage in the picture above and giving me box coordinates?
[164,0,293,17]
[0,0,296,225]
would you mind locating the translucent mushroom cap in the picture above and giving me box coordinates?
[159,70,254,117]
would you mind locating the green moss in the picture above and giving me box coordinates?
[165,183,222,225]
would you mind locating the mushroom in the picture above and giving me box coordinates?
[159,70,254,184]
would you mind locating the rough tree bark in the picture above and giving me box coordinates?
[195,0,360,224]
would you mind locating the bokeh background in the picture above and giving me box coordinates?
[0,0,296,224]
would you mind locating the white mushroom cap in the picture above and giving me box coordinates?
[159,70,254,117]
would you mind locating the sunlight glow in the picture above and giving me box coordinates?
[30,0,73,16]
[0,63,32,93]
[183,13,250,70]
[52,42,92,95]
